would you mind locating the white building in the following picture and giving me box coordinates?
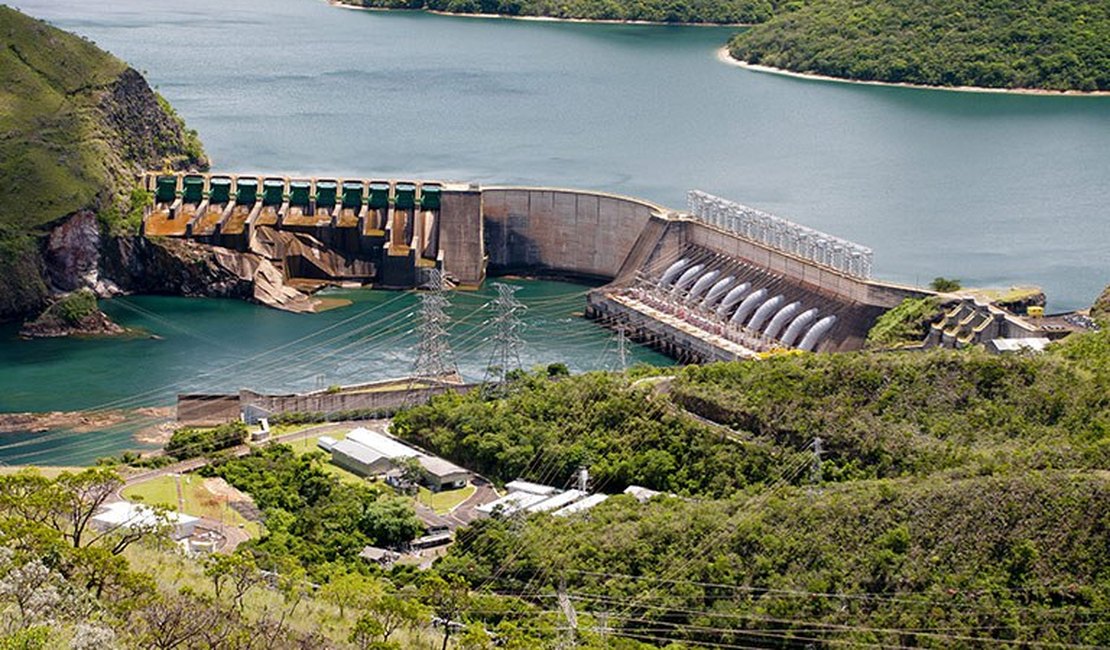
[91,501,199,540]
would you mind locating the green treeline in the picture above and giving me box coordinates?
[388,328,1110,645]
[729,0,1110,90]
[395,328,1110,491]
[200,445,424,571]
[341,0,778,24]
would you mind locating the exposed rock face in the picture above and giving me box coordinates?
[45,210,101,293]
[102,236,317,313]
[19,308,125,338]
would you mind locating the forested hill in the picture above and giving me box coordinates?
[728,0,1110,91]
[337,0,780,25]
[0,7,207,321]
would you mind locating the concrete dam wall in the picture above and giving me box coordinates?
[482,187,667,281]
[144,172,926,361]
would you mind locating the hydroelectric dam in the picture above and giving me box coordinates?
[140,172,943,361]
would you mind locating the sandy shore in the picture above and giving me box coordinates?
[716,47,1110,97]
[330,1,750,27]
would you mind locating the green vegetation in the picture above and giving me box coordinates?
[1092,283,1110,320]
[930,276,962,292]
[0,7,207,321]
[417,484,476,514]
[121,474,260,537]
[394,370,792,497]
[340,0,779,24]
[729,0,1110,91]
[864,295,941,348]
[200,445,424,573]
[164,421,248,460]
[35,289,98,326]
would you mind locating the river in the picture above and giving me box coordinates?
[3,0,1109,463]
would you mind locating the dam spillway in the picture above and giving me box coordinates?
[140,172,933,359]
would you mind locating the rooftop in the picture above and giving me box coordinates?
[505,479,559,496]
[347,427,422,459]
[331,438,388,465]
[417,455,470,478]
[553,494,609,517]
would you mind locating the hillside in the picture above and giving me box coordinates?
[0,6,207,321]
[388,328,1110,646]
[337,0,780,25]
[728,0,1110,91]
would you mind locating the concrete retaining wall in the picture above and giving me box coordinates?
[238,383,478,423]
[483,187,666,281]
[177,394,242,426]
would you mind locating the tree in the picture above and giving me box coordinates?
[929,276,962,292]
[55,467,123,549]
[319,571,383,619]
[204,550,261,611]
[420,574,470,650]
[364,592,429,644]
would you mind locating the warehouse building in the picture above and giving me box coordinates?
[328,427,471,492]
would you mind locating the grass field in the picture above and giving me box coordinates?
[416,484,476,514]
[122,474,261,537]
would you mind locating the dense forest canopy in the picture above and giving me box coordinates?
[728,0,1110,90]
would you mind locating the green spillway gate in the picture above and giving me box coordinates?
[368,182,390,209]
[183,175,205,203]
[156,176,177,203]
[421,184,442,210]
[209,177,231,203]
[236,178,258,204]
[262,179,284,206]
[342,181,364,209]
[289,181,311,207]
[315,180,337,208]
[395,183,416,209]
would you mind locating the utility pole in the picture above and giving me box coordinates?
[411,269,457,391]
[483,282,526,389]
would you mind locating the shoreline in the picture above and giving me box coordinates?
[715,47,1110,97]
[329,1,752,27]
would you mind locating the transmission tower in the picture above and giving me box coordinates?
[615,325,629,372]
[809,436,824,489]
[411,269,457,383]
[483,282,527,387]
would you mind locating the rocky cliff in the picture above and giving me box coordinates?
[0,6,208,324]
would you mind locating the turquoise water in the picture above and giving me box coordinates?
[3,0,1110,463]
[0,281,669,465]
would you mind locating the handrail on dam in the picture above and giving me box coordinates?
[687,190,874,280]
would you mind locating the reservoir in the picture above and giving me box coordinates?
[2,0,1109,462]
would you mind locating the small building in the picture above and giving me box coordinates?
[317,436,338,452]
[553,494,609,517]
[417,456,471,492]
[528,489,586,513]
[91,501,199,540]
[346,427,421,460]
[476,491,548,516]
[330,438,392,476]
[987,337,1051,354]
[624,485,662,503]
[504,480,559,496]
[359,545,400,567]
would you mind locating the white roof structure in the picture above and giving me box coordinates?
[505,480,559,496]
[417,455,469,479]
[476,491,548,516]
[988,337,1051,353]
[331,438,387,466]
[528,489,586,513]
[92,501,198,530]
[317,436,338,452]
[346,428,422,459]
[624,485,663,503]
[553,494,609,517]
